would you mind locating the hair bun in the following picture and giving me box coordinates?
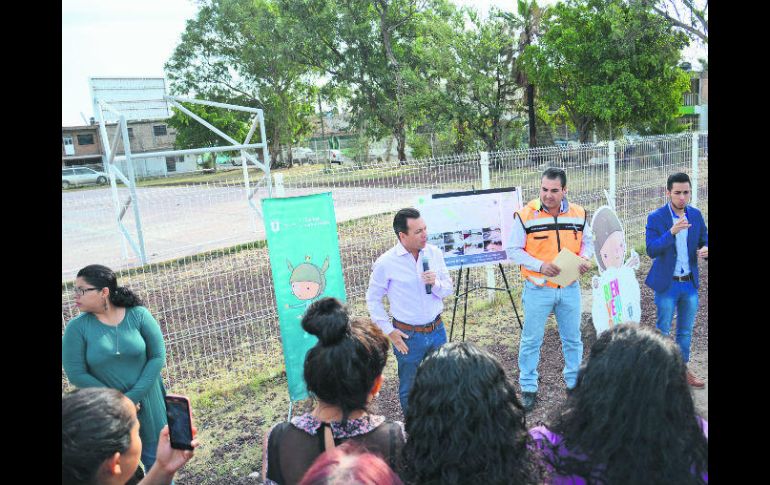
[301,297,349,345]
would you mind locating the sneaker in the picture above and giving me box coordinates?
[686,369,705,388]
[521,391,537,412]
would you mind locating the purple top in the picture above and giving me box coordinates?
[529,417,708,484]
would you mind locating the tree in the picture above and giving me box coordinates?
[279,0,456,162]
[500,0,549,148]
[165,0,316,168]
[416,7,522,157]
[166,96,252,170]
[522,0,691,142]
[643,0,707,44]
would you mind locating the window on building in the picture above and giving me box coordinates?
[77,134,94,145]
[166,156,177,172]
[127,127,135,138]
[63,135,73,146]
[153,125,168,136]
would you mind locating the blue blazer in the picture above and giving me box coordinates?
[645,204,708,293]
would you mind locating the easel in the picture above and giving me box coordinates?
[448,262,523,342]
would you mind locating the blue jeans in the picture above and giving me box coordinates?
[394,321,447,414]
[654,281,698,363]
[519,281,583,393]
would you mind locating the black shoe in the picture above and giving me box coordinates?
[521,391,537,412]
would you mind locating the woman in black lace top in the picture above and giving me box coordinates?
[262,298,404,485]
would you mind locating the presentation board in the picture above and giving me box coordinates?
[416,187,522,269]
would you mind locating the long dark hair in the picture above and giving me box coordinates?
[62,388,136,485]
[545,324,708,484]
[301,298,389,423]
[402,342,541,485]
[77,264,143,308]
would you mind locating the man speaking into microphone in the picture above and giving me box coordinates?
[366,207,452,413]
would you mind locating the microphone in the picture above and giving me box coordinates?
[421,251,432,294]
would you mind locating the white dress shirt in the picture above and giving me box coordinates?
[506,198,595,272]
[366,242,453,336]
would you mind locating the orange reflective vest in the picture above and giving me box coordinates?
[515,198,587,288]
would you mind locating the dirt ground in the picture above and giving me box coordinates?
[175,257,708,484]
[370,258,709,425]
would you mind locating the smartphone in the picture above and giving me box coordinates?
[164,394,194,450]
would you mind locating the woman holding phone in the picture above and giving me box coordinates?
[63,264,169,474]
[62,387,198,485]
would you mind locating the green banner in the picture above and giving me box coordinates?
[262,193,347,401]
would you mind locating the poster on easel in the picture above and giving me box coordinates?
[415,187,523,269]
[263,193,347,401]
[590,206,642,335]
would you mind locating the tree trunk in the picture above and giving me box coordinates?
[378,1,408,163]
[528,84,537,147]
[396,125,407,165]
[384,136,394,162]
[455,119,466,154]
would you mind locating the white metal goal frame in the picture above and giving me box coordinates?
[90,77,272,265]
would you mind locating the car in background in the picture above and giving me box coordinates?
[62,167,109,189]
[291,147,315,164]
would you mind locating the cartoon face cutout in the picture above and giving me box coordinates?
[591,206,627,273]
[287,256,330,302]
[291,281,321,300]
[600,231,626,270]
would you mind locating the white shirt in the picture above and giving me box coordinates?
[506,198,595,272]
[366,242,453,336]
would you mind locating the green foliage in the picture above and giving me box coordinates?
[278,0,460,161]
[167,102,251,152]
[407,130,432,159]
[522,0,691,142]
[165,0,316,168]
[417,7,521,154]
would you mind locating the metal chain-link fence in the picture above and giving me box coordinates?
[62,132,707,392]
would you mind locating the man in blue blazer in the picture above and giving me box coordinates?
[645,172,708,388]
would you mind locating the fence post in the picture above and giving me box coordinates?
[274,173,285,197]
[608,140,616,210]
[691,132,699,208]
[479,152,495,302]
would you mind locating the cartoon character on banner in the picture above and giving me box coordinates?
[286,255,330,316]
[591,206,642,335]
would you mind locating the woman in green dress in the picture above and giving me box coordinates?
[63,264,168,474]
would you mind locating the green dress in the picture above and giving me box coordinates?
[62,305,168,446]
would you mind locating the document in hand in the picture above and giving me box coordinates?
[545,248,585,287]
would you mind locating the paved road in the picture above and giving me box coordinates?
[62,184,438,279]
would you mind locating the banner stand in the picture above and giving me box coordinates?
[449,263,523,342]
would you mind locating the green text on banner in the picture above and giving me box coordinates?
[263,193,347,401]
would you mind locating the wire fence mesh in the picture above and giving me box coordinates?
[62,132,708,392]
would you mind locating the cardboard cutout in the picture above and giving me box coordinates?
[590,206,642,334]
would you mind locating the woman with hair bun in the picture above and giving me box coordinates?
[262,297,404,485]
[63,264,169,474]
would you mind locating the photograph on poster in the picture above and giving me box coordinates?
[416,188,522,269]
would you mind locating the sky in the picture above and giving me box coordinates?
[62,0,707,127]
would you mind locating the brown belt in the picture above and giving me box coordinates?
[673,274,693,282]
[392,314,442,333]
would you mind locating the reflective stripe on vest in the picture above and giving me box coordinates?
[517,199,586,288]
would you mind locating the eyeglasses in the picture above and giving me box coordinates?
[73,287,100,296]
